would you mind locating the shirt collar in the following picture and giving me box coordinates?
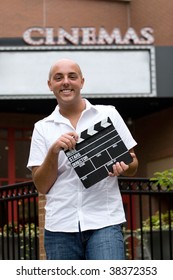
[45,99,97,123]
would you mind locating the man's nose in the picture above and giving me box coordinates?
[63,76,69,84]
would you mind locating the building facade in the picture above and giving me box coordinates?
[0,0,173,185]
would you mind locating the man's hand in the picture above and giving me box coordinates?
[52,132,78,153]
[108,152,138,177]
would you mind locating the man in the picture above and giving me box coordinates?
[27,58,138,260]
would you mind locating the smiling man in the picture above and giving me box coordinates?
[27,58,138,260]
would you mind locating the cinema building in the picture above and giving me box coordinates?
[0,0,173,186]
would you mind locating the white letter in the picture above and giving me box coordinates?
[44,28,56,45]
[81,27,96,45]
[23,27,44,45]
[122,27,140,44]
[57,28,79,45]
[140,27,154,44]
[97,27,123,44]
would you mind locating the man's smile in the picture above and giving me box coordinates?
[61,89,73,94]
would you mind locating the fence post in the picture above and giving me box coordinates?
[38,193,46,260]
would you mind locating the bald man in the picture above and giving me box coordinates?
[27,58,138,260]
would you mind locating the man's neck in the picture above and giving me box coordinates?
[59,99,86,118]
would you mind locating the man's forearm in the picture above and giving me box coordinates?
[32,149,59,194]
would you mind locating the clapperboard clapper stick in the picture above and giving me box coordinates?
[65,117,133,188]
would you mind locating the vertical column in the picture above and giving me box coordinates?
[38,193,46,260]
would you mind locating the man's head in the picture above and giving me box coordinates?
[48,58,83,80]
[48,58,85,106]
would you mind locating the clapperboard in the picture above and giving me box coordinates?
[65,117,133,188]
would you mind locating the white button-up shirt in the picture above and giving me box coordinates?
[27,99,137,232]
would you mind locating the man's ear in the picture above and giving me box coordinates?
[81,77,85,89]
[47,80,52,91]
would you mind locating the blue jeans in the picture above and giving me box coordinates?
[44,224,125,260]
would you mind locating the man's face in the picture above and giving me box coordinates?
[48,60,84,105]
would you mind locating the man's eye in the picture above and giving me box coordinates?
[54,76,62,81]
[69,75,77,80]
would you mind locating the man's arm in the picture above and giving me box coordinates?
[32,132,78,194]
[32,147,59,195]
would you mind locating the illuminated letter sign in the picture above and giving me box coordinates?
[23,27,154,46]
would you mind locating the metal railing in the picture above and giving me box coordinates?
[0,178,173,260]
[119,177,173,260]
[0,181,38,260]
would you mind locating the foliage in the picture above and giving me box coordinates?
[142,210,173,231]
[0,223,39,259]
[150,168,173,190]
[0,222,39,237]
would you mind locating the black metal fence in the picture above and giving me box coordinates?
[119,177,173,260]
[0,178,173,260]
[0,181,38,260]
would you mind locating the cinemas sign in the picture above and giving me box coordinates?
[23,26,154,46]
[0,26,156,99]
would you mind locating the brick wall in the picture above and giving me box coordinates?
[0,0,128,37]
[131,0,173,45]
[0,0,172,45]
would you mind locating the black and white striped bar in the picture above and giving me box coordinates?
[65,117,133,188]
